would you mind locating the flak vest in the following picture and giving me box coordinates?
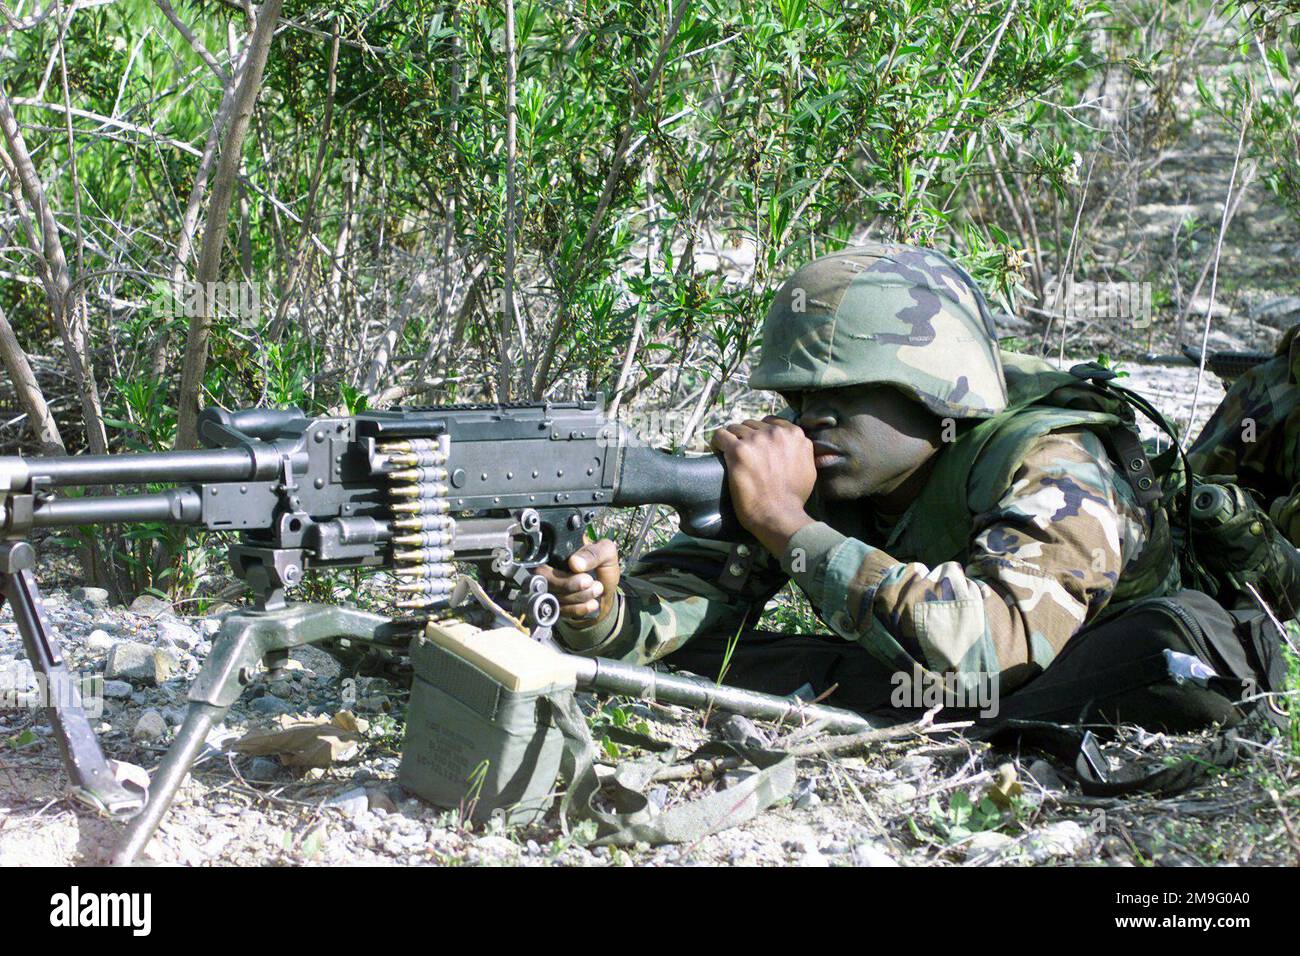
[875,350,1182,618]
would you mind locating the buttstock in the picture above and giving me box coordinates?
[612,440,742,540]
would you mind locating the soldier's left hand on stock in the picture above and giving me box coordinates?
[709,416,816,556]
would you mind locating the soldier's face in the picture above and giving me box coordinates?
[782,384,944,504]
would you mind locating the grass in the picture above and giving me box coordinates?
[756,585,822,635]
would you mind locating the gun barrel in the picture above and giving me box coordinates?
[31,488,203,527]
[19,447,274,489]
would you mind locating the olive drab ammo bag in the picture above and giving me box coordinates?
[399,620,577,825]
[399,619,798,842]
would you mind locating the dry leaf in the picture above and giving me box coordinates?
[983,762,1023,809]
[229,711,367,768]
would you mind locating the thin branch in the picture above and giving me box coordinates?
[1184,94,1253,450]
[0,301,65,453]
[531,0,690,398]
[174,0,284,450]
[0,83,109,454]
[500,0,519,401]
[153,0,229,83]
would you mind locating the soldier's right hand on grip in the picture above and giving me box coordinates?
[536,538,620,628]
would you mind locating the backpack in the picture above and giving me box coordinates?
[918,357,1297,792]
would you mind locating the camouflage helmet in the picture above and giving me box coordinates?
[750,243,1008,418]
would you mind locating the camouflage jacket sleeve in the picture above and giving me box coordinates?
[1188,333,1300,515]
[554,532,790,664]
[779,428,1152,691]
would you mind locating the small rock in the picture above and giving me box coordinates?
[249,695,296,716]
[71,587,110,607]
[247,757,282,780]
[792,778,821,810]
[367,789,398,814]
[325,787,370,820]
[102,680,133,699]
[712,713,771,748]
[105,642,180,685]
[1026,821,1089,863]
[880,783,918,804]
[849,842,898,867]
[964,830,1014,862]
[129,594,172,618]
[199,617,223,637]
[131,709,168,742]
[1026,759,1065,792]
[475,835,517,858]
[86,629,118,651]
[156,619,201,650]
[646,785,669,811]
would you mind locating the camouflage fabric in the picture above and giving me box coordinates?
[887,350,1181,613]
[1187,324,1300,543]
[558,425,1158,695]
[749,243,1008,418]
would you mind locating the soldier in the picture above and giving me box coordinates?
[539,244,1181,714]
[1187,324,1300,545]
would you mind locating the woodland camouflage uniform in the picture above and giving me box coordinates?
[1188,323,1300,545]
[558,245,1180,704]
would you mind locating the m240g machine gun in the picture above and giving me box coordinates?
[0,397,879,863]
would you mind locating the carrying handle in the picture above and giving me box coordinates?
[198,407,307,447]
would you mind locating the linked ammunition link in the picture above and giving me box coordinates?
[381,439,457,611]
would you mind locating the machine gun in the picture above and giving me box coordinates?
[1140,345,1275,381]
[0,397,885,863]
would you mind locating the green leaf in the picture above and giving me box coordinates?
[7,730,39,750]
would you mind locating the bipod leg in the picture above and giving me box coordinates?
[0,542,142,816]
[113,602,394,865]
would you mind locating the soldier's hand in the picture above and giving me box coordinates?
[710,417,816,556]
[536,538,621,628]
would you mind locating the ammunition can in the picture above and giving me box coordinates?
[399,621,577,825]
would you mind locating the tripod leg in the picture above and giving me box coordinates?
[113,602,395,864]
[112,702,224,865]
[1,543,142,816]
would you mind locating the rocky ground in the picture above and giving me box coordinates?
[2,361,1297,869]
